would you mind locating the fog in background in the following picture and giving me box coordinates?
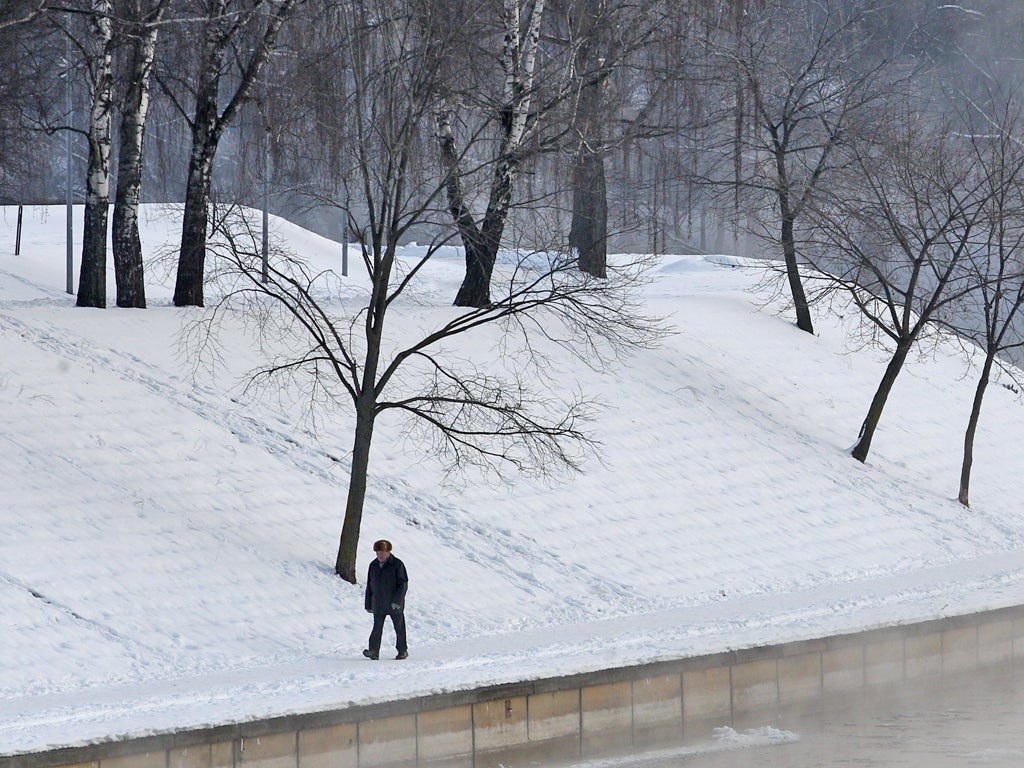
[4,1,1024,359]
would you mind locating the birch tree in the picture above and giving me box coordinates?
[76,0,114,308]
[436,0,548,308]
[111,0,171,308]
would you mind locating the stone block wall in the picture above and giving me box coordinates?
[7,605,1024,768]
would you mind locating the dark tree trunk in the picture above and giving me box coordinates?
[570,149,607,278]
[852,341,912,462]
[77,198,109,308]
[173,32,221,309]
[959,352,995,507]
[112,7,161,309]
[568,0,608,278]
[437,122,489,307]
[335,256,390,581]
[453,237,496,307]
[335,279,388,581]
[452,157,515,308]
[172,0,297,307]
[335,396,376,583]
[437,104,515,307]
[781,215,813,333]
[174,147,216,307]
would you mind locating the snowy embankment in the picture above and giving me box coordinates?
[1,204,1024,754]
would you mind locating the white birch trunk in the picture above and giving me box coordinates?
[77,0,113,308]
[112,0,168,308]
[449,0,547,307]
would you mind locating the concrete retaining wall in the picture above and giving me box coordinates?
[7,605,1024,768]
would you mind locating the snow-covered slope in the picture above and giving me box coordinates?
[2,204,1024,754]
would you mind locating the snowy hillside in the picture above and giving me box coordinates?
[2,204,1024,754]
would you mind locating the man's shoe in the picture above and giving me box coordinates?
[395,650,408,660]
[362,649,378,660]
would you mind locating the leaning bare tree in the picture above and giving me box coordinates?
[806,98,993,463]
[191,0,664,583]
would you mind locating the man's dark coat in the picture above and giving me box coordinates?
[364,554,408,614]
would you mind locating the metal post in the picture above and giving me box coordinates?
[261,54,271,283]
[341,186,349,277]
[65,26,73,295]
[261,143,269,283]
[15,205,23,255]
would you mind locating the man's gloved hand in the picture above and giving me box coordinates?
[391,603,401,611]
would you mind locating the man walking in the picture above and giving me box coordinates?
[363,539,409,660]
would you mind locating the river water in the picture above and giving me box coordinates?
[570,662,1024,767]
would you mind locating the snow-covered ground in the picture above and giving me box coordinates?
[2,204,1024,755]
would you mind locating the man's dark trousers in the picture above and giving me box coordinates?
[369,607,407,656]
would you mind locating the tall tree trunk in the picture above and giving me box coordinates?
[173,21,223,309]
[174,145,216,307]
[851,341,913,462]
[112,1,164,309]
[780,215,813,333]
[444,0,546,307]
[172,0,298,307]
[77,0,113,309]
[568,0,608,278]
[336,396,376,583]
[335,262,390,581]
[959,352,995,507]
[570,149,607,277]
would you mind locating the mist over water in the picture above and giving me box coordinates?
[565,662,1024,768]
[751,668,1024,768]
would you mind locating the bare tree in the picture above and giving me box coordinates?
[0,0,50,30]
[708,0,896,334]
[0,4,63,202]
[168,0,298,308]
[563,0,670,275]
[110,0,172,308]
[807,100,993,463]
[76,0,114,308]
[436,0,550,308]
[566,0,611,278]
[190,0,664,583]
[933,95,1024,506]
